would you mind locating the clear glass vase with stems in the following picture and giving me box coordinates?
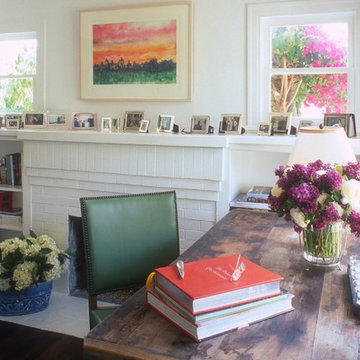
[301,222,345,267]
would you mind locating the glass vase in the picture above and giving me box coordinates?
[302,222,345,267]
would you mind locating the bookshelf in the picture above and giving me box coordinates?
[0,130,23,233]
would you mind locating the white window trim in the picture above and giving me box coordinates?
[247,0,360,130]
[0,21,45,111]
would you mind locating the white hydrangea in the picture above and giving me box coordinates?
[341,179,360,211]
[0,233,69,292]
[271,184,284,197]
[13,262,38,291]
[0,238,27,257]
[290,208,309,228]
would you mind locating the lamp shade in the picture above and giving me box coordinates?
[288,126,356,166]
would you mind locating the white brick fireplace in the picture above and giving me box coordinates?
[17,131,232,292]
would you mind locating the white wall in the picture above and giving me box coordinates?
[0,0,246,132]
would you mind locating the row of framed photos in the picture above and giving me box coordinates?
[257,112,356,138]
[0,111,244,135]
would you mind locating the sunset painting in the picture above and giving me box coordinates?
[92,20,177,85]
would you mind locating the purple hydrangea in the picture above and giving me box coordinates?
[343,162,360,180]
[288,183,320,214]
[316,169,343,191]
[271,160,360,237]
[348,211,360,237]
[313,203,341,230]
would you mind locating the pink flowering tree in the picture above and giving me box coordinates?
[271,25,347,115]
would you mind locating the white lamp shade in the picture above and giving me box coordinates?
[288,126,356,166]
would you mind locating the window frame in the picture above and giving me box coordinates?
[247,0,360,130]
[0,21,45,113]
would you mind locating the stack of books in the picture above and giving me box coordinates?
[146,254,294,341]
[230,186,272,210]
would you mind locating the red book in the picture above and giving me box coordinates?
[154,254,283,314]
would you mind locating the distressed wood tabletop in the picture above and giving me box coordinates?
[83,209,360,360]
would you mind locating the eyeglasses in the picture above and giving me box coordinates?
[230,254,246,281]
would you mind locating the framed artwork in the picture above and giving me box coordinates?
[47,113,66,127]
[71,112,97,130]
[124,111,144,132]
[191,115,210,134]
[257,122,272,136]
[111,118,120,133]
[298,120,313,130]
[157,115,175,133]
[220,114,242,134]
[4,114,22,129]
[101,117,112,133]
[268,112,292,135]
[139,120,150,133]
[23,112,46,129]
[80,2,193,101]
[324,113,356,137]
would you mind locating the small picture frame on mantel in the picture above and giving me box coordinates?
[139,119,150,133]
[157,115,175,133]
[72,112,97,130]
[257,122,272,136]
[23,112,47,129]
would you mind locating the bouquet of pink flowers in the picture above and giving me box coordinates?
[268,160,360,236]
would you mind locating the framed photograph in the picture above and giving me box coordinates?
[157,115,175,133]
[324,113,356,137]
[268,112,292,135]
[191,115,210,134]
[5,118,20,129]
[4,114,22,129]
[101,117,112,133]
[111,118,120,133]
[257,122,272,136]
[220,114,242,134]
[23,112,46,129]
[80,3,193,101]
[72,112,97,130]
[47,113,66,127]
[124,111,144,132]
[298,120,313,130]
[139,120,150,133]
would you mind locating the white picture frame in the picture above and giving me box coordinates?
[157,115,175,133]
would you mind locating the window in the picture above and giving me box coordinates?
[247,1,358,128]
[271,23,348,117]
[0,32,37,113]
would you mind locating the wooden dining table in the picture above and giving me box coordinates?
[83,208,360,360]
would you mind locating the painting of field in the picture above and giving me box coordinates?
[92,20,177,85]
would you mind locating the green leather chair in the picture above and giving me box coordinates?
[80,191,180,329]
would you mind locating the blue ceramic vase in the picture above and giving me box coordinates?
[0,281,52,316]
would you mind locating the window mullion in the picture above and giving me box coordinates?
[270,67,349,75]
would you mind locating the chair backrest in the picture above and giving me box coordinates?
[80,191,180,296]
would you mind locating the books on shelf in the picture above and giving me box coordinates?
[230,193,270,210]
[153,254,283,314]
[147,288,293,341]
[0,152,21,187]
[246,186,272,203]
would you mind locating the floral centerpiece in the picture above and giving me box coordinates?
[0,232,70,292]
[268,160,360,266]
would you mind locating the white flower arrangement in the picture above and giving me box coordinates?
[0,232,70,292]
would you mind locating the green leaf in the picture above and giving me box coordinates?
[29,230,37,238]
